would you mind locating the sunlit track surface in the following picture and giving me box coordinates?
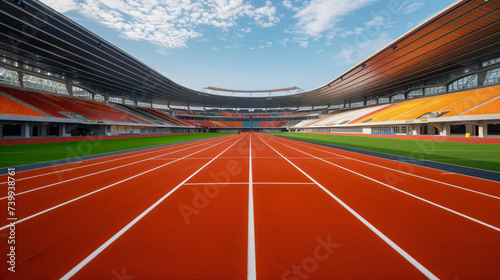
[0,132,498,279]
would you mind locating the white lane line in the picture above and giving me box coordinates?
[0,136,232,200]
[269,136,500,200]
[253,182,315,185]
[149,156,251,160]
[247,133,257,280]
[183,182,249,185]
[0,136,239,231]
[269,136,500,232]
[183,182,315,185]
[59,133,245,280]
[257,135,439,280]
[0,136,225,185]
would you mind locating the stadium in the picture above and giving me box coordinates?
[0,0,499,279]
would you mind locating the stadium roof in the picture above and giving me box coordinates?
[1,0,500,108]
[202,86,302,94]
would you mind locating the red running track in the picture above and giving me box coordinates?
[0,132,498,279]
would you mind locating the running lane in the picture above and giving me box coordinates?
[0,134,226,195]
[251,134,430,279]
[269,134,500,196]
[262,134,500,227]
[61,133,251,279]
[258,133,500,279]
[0,134,241,279]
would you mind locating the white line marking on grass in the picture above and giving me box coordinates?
[248,133,257,280]
[0,136,240,231]
[59,134,245,280]
[0,137,229,200]
[269,136,500,200]
[0,136,225,185]
[257,135,439,280]
[269,136,500,232]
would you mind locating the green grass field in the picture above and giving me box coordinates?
[0,133,233,168]
[269,133,500,172]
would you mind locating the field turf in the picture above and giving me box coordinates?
[0,133,233,168]
[269,132,500,172]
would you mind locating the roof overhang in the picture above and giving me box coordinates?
[0,0,499,108]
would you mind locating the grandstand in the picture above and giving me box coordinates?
[292,85,500,136]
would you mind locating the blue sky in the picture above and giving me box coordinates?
[40,0,457,92]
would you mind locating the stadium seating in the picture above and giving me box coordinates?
[29,92,113,121]
[69,98,149,124]
[391,92,479,121]
[358,97,440,123]
[195,120,216,127]
[284,120,301,127]
[225,121,243,127]
[462,96,500,116]
[212,121,229,127]
[180,120,202,127]
[348,104,394,124]
[291,119,316,127]
[0,94,47,117]
[440,85,500,117]
[1,86,70,118]
[144,108,191,126]
[388,86,500,121]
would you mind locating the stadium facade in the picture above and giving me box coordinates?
[0,0,499,138]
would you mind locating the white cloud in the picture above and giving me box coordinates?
[400,1,425,15]
[325,28,341,46]
[283,0,293,9]
[293,0,377,37]
[225,44,244,49]
[291,37,309,48]
[241,27,252,33]
[42,0,280,50]
[283,0,300,12]
[339,27,364,38]
[364,16,384,27]
[277,38,289,47]
[339,30,353,38]
[252,5,280,27]
[39,0,79,13]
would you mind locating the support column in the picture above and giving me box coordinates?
[24,122,30,138]
[67,84,73,97]
[412,124,420,135]
[41,124,48,137]
[60,123,66,137]
[478,122,485,138]
[440,123,450,136]
[18,72,24,88]
[465,122,474,136]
